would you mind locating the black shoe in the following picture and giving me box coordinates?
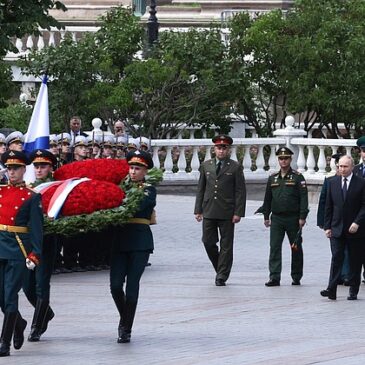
[265,279,280,287]
[59,267,73,274]
[292,280,301,286]
[84,265,97,271]
[215,279,226,286]
[118,329,131,343]
[13,316,27,350]
[347,294,357,300]
[0,312,17,357]
[320,289,336,300]
[145,262,152,267]
[41,307,55,335]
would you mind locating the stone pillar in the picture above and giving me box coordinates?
[273,115,307,170]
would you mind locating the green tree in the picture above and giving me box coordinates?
[0,103,32,131]
[0,0,66,57]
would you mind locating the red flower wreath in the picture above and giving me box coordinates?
[54,159,129,185]
[41,180,125,216]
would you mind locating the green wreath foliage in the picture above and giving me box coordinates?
[44,168,163,237]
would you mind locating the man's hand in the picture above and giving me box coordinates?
[264,220,271,228]
[26,252,40,270]
[299,219,306,228]
[232,215,241,224]
[325,229,332,238]
[349,222,359,234]
[195,214,203,222]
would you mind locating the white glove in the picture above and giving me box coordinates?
[26,258,36,270]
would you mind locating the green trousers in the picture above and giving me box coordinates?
[269,214,303,282]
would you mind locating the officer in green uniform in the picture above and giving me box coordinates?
[0,151,43,357]
[22,149,57,342]
[194,135,246,286]
[110,150,156,344]
[262,147,309,287]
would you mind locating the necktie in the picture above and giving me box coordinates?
[342,177,348,200]
[362,166,365,177]
[216,161,221,175]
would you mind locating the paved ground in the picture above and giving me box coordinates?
[6,195,365,364]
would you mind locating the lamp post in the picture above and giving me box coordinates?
[147,0,159,46]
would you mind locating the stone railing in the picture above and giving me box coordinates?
[150,133,358,183]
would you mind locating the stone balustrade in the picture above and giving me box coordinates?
[150,136,359,183]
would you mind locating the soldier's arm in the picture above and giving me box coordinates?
[194,164,206,215]
[29,193,43,258]
[234,164,246,217]
[298,174,309,220]
[262,177,273,220]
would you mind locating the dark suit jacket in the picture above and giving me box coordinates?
[194,158,246,220]
[324,174,365,238]
[353,163,365,178]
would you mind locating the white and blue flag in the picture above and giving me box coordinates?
[23,75,50,154]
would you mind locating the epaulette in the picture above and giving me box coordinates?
[270,171,280,177]
[291,169,302,175]
[143,182,152,187]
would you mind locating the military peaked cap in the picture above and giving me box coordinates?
[127,150,153,169]
[276,146,293,157]
[1,150,29,166]
[212,134,233,146]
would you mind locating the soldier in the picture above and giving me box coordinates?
[5,131,24,152]
[115,136,127,159]
[194,135,246,286]
[262,147,309,287]
[57,133,71,165]
[22,150,57,342]
[0,134,8,184]
[102,136,115,158]
[110,150,156,343]
[72,136,89,161]
[139,137,150,152]
[127,138,139,153]
[0,150,43,357]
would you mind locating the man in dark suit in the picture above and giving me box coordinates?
[194,135,246,286]
[321,155,365,300]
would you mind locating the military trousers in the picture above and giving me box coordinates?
[110,251,150,306]
[202,218,234,282]
[269,214,303,282]
[0,259,26,312]
[23,235,57,305]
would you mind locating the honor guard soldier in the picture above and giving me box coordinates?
[0,134,8,184]
[115,136,127,159]
[262,147,309,287]
[23,150,57,342]
[194,135,246,286]
[139,137,150,152]
[127,138,139,153]
[5,131,24,152]
[0,151,43,357]
[110,150,156,343]
[72,136,89,161]
[57,133,71,165]
[102,136,115,158]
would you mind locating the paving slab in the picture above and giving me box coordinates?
[5,195,365,364]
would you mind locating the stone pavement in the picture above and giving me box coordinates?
[6,195,365,365]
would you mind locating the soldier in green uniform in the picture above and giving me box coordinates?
[194,135,246,286]
[0,151,43,357]
[110,150,156,344]
[22,149,57,342]
[262,147,309,287]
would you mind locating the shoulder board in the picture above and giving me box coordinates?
[291,170,302,176]
[143,182,152,187]
[270,171,280,177]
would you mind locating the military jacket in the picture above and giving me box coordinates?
[353,163,365,178]
[112,184,156,253]
[194,158,246,220]
[262,168,309,220]
[0,184,43,260]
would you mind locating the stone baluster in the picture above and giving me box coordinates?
[190,146,201,178]
[15,38,23,52]
[330,146,337,172]
[163,146,174,176]
[26,35,33,50]
[72,32,77,43]
[296,145,306,173]
[37,34,45,50]
[176,146,187,177]
[255,145,265,173]
[152,146,160,169]
[243,145,251,172]
[230,145,238,162]
[189,129,195,139]
[60,31,66,41]
[268,145,277,172]
[202,130,207,138]
[49,31,55,47]
[204,146,211,161]
[306,146,316,174]
[345,146,352,156]
[317,146,327,174]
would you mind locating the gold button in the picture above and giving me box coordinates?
[20,187,23,190]
[214,197,217,199]
[10,217,14,220]
[21,198,25,201]
[15,206,18,210]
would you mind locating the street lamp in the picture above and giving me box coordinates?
[147,0,159,46]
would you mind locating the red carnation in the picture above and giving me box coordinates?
[54,159,129,185]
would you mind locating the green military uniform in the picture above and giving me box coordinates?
[194,135,246,285]
[263,150,309,284]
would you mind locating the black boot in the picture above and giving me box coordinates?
[13,312,27,350]
[112,291,126,343]
[28,299,49,342]
[0,312,17,357]
[119,301,137,343]
[41,306,55,335]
